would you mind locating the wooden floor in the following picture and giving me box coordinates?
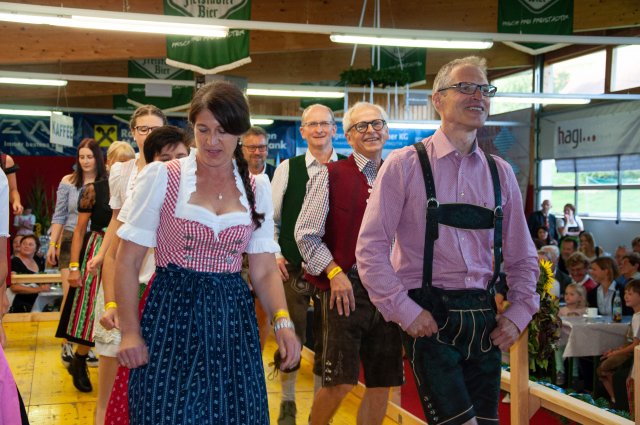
[3,317,400,425]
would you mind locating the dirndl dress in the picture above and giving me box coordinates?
[110,158,269,425]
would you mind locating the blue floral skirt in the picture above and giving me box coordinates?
[129,264,268,425]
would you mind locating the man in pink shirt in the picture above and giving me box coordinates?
[356,56,539,425]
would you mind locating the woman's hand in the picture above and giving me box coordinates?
[100,307,119,330]
[68,269,81,287]
[274,325,301,371]
[46,245,58,266]
[87,254,104,275]
[39,284,51,293]
[118,333,149,369]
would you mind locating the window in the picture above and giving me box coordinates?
[490,70,533,115]
[537,154,640,221]
[611,45,640,92]
[543,50,606,94]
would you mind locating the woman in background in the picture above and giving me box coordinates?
[580,231,604,262]
[557,203,584,238]
[105,141,135,170]
[48,139,105,368]
[9,235,48,313]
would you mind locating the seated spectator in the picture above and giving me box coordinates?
[566,252,597,293]
[633,236,640,254]
[528,199,558,242]
[540,244,571,299]
[9,235,50,312]
[615,246,629,270]
[597,279,640,405]
[554,283,588,385]
[557,203,584,238]
[579,231,605,261]
[558,236,579,275]
[589,256,633,316]
[619,253,640,284]
[538,249,561,298]
[10,235,22,258]
[535,226,557,247]
[13,207,36,236]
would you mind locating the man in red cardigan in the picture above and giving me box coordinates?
[295,102,403,425]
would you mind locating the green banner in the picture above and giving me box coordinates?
[379,47,426,86]
[164,0,251,74]
[498,0,573,54]
[128,59,194,110]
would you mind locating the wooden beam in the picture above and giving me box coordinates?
[509,328,531,425]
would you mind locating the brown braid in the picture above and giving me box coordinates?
[234,142,265,229]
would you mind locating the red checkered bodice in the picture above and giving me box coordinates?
[155,160,255,273]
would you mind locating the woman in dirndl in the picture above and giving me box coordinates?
[115,80,300,425]
[56,138,111,393]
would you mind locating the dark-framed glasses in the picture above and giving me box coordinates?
[348,119,387,134]
[302,121,334,129]
[133,125,161,135]
[438,82,497,97]
[242,144,268,152]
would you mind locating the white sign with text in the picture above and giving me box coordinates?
[50,114,74,147]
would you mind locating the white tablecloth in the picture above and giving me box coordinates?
[562,316,630,358]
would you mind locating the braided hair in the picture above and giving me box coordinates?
[189,80,263,228]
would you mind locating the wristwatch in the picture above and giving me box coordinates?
[273,318,295,333]
[69,266,79,272]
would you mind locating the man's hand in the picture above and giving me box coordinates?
[490,315,520,351]
[405,310,439,338]
[276,257,289,281]
[329,272,355,316]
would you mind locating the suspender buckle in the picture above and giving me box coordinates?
[493,205,503,220]
[427,197,439,209]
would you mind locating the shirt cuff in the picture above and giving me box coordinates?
[502,303,533,333]
[246,238,280,254]
[394,295,424,331]
[117,223,156,248]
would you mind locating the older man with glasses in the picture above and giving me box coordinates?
[271,104,346,425]
[356,56,539,425]
[241,126,276,180]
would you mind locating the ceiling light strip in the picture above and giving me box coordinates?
[0,76,67,86]
[330,35,493,49]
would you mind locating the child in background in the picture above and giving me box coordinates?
[598,279,640,405]
[554,283,588,385]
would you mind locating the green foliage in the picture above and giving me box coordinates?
[25,176,55,236]
[528,261,561,372]
[339,67,411,87]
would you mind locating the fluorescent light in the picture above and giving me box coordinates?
[250,118,274,126]
[388,121,440,130]
[0,4,227,37]
[0,76,67,87]
[247,88,344,98]
[0,108,52,116]
[493,96,591,105]
[330,34,493,49]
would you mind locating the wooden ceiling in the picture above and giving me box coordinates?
[1,0,638,114]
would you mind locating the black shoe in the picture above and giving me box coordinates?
[69,354,92,392]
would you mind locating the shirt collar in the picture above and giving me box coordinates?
[305,149,339,167]
[353,151,377,174]
[431,128,480,160]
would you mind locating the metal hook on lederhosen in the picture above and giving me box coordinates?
[408,141,503,322]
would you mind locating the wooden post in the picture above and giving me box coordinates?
[509,328,529,425]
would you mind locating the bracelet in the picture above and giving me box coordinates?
[272,309,290,324]
[327,266,343,280]
[273,318,295,333]
[49,241,56,246]
[104,302,118,310]
[69,266,79,272]
[69,262,80,268]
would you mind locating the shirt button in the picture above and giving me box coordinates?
[460,192,465,196]
[461,237,465,242]
[368,188,372,193]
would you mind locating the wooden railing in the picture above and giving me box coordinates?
[11,273,62,285]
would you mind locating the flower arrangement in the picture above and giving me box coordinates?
[528,259,561,371]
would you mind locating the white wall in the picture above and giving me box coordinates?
[581,218,640,254]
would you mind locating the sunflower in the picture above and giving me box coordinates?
[539,259,555,298]
[528,258,561,372]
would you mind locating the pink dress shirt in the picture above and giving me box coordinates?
[356,129,539,332]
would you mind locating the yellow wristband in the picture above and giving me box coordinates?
[327,266,343,280]
[49,241,56,246]
[272,309,290,323]
[69,262,80,268]
[104,302,118,310]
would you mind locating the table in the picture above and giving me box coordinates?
[563,316,630,358]
[31,285,63,312]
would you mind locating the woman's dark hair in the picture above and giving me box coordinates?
[535,225,551,244]
[19,234,41,255]
[188,81,263,228]
[130,105,168,129]
[70,138,107,188]
[143,126,190,163]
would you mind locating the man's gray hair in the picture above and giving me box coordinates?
[301,103,335,124]
[432,56,488,93]
[539,245,560,265]
[342,102,389,133]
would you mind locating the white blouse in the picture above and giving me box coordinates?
[109,158,138,210]
[118,149,280,254]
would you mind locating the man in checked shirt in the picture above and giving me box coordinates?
[295,102,403,425]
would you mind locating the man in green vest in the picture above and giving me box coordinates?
[271,103,344,425]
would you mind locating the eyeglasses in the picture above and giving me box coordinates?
[302,121,334,129]
[438,82,497,97]
[347,119,387,134]
[242,144,268,152]
[133,125,161,135]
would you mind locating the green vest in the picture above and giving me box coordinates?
[279,153,346,267]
